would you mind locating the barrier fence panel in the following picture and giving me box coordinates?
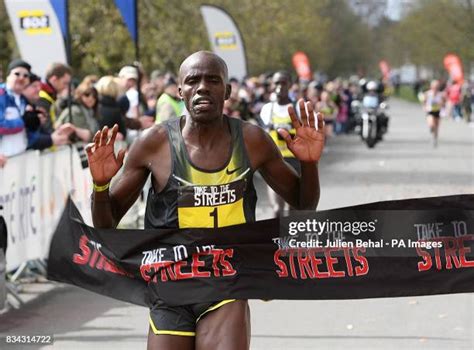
[39,147,72,262]
[0,151,42,270]
[70,146,93,228]
[0,146,94,272]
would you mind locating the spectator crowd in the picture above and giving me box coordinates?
[1,57,473,169]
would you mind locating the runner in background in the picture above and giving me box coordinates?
[259,71,300,217]
[423,80,445,147]
[316,90,338,139]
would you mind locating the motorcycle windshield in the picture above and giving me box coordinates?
[362,95,379,109]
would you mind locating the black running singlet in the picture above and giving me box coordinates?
[144,116,257,229]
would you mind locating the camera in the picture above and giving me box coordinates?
[22,110,41,131]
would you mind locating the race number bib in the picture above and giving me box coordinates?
[177,179,247,228]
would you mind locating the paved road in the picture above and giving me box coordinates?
[1,98,473,349]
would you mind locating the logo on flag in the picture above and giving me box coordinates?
[214,32,237,50]
[18,10,51,35]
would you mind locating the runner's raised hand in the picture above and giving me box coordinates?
[277,99,325,162]
[85,124,126,185]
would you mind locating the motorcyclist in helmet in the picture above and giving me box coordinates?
[362,81,379,108]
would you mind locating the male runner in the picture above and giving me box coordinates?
[424,80,445,147]
[86,51,325,350]
[259,71,299,216]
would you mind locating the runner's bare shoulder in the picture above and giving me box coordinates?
[241,121,280,169]
[136,124,168,149]
[126,124,170,167]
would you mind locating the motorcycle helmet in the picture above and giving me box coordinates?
[366,81,378,91]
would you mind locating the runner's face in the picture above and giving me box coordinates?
[179,55,230,123]
[272,73,289,101]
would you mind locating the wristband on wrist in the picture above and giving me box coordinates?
[93,182,110,192]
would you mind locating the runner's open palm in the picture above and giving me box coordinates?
[85,125,126,185]
[278,99,325,162]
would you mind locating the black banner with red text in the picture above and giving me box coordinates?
[47,194,474,307]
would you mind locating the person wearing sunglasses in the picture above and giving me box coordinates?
[0,59,31,162]
[56,82,100,142]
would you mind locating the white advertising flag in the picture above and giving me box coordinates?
[200,5,248,81]
[4,0,68,77]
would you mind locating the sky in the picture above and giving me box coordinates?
[349,0,411,24]
[385,0,402,21]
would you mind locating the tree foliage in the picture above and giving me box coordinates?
[383,0,474,76]
[0,1,19,79]
[0,0,471,79]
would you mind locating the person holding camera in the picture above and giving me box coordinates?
[22,72,74,150]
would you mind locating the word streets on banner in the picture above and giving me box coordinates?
[273,246,369,279]
[72,235,133,277]
[140,245,236,283]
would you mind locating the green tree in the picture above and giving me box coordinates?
[320,0,373,77]
[386,0,474,77]
[0,1,19,80]
[0,0,392,80]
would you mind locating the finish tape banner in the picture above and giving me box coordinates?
[47,194,474,307]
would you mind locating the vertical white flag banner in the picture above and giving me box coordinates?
[200,5,248,81]
[4,0,67,77]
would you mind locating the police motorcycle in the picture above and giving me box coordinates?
[351,81,389,148]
